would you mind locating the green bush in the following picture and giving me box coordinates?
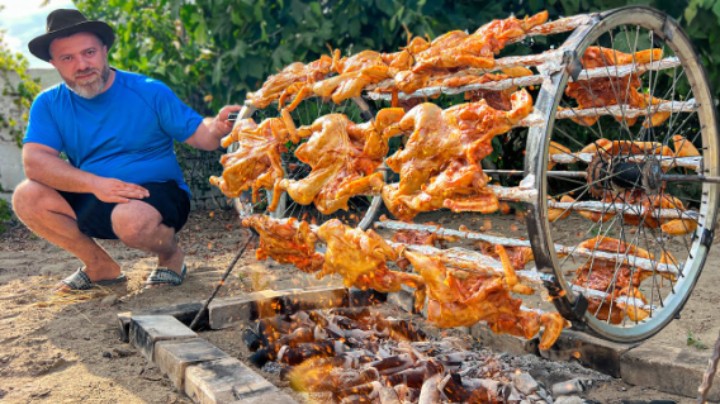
[0,198,12,234]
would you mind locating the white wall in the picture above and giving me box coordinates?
[0,68,60,201]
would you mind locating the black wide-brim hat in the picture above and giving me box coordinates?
[28,9,115,62]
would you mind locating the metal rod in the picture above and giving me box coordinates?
[661,174,720,184]
[548,200,699,220]
[484,169,588,178]
[549,153,702,171]
[189,232,257,330]
[375,220,679,276]
[556,99,697,120]
[368,57,681,101]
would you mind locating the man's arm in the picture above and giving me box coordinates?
[184,105,242,151]
[23,143,149,203]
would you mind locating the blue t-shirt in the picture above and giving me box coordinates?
[23,69,203,195]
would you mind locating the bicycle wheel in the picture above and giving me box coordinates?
[525,6,720,342]
[229,96,384,230]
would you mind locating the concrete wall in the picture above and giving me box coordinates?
[0,68,60,201]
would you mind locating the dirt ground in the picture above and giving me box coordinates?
[0,209,717,403]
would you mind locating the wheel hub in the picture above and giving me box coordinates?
[587,155,663,197]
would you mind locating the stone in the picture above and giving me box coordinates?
[101,294,118,306]
[551,378,591,396]
[539,328,635,377]
[138,301,207,329]
[514,371,539,395]
[283,286,348,312]
[116,301,207,343]
[117,312,132,343]
[620,343,720,401]
[230,390,298,403]
[129,315,197,361]
[209,288,354,329]
[554,396,585,404]
[154,338,229,391]
[184,357,276,404]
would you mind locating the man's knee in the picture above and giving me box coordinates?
[111,201,163,246]
[12,180,61,219]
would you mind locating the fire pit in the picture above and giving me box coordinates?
[241,306,560,403]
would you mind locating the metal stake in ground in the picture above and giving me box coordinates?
[698,328,720,403]
[189,231,257,330]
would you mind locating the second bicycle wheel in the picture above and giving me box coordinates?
[525,6,720,342]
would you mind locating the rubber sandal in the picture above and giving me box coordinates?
[61,268,128,290]
[144,264,187,288]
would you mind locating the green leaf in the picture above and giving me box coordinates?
[685,0,699,22]
[713,0,720,19]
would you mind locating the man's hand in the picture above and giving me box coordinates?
[211,105,243,139]
[92,177,149,203]
[185,104,243,151]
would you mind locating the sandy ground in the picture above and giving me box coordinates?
[0,209,717,403]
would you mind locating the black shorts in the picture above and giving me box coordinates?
[59,181,191,240]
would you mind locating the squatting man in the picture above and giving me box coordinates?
[12,9,242,292]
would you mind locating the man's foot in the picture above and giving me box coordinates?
[55,267,127,292]
[144,263,187,289]
[145,247,186,289]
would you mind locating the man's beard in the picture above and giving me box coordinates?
[66,64,111,99]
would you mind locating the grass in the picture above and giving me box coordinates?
[687,330,708,350]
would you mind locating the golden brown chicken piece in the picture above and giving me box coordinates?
[573,236,677,324]
[246,55,334,110]
[404,246,565,350]
[241,215,324,274]
[210,114,295,211]
[316,219,424,293]
[393,12,548,94]
[279,109,403,215]
[313,49,413,104]
[381,89,533,221]
[565,46,669,127]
